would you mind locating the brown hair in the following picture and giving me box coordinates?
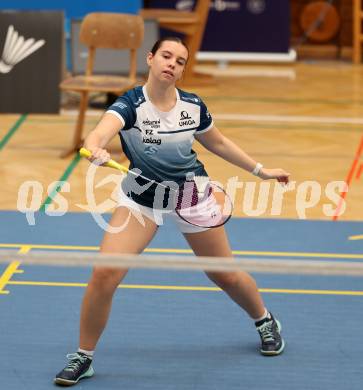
[150,37,189,59]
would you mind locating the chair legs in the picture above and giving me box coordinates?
[353,0,362,64]
[61,91,89,158]
[184,26,204,78]
[179,33,213,86]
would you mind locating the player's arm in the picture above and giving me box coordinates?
[195,125,290,183]
[83,113,124,163]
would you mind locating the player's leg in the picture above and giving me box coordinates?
[80,206,159,351]
[54,206,158,386]
[183,226,285,356]
[183,226,265,318]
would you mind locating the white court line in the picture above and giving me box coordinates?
[196,67,296,79]
[213,114,363,125]
[60,109,363,126]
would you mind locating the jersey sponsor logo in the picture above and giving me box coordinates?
[142,118,160,129]
[181,96,199,103]
[134,96,144,106]
[180,111,192,120]
[143,137,161,145]
[144,145,158,155]
[179,110,196,127]
[113,101,128,110]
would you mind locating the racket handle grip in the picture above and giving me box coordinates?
[79,147,92,159]
[79,147,128,173]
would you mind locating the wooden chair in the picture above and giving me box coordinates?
[60,13,144,157]
[140,0,211,84]
[353,0,363,64]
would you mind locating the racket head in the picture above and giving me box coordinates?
[175,180,233,228]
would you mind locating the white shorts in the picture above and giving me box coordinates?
[118,188,209,234]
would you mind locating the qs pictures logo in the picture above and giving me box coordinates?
[0,25,45,74]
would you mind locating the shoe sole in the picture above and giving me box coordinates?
[54,366,94,386]
[260,320,285,356]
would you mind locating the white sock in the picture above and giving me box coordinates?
[253,308,270,323]
[78,348,94,358]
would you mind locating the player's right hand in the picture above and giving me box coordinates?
[86,147,111,165]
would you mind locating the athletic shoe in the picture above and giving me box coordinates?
[54,352,94,386]
[255,313,285,356]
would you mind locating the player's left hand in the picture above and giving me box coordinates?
[259,168,290,184]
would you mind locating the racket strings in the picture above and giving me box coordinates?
[176,180,212,210]
[175,179,233,228]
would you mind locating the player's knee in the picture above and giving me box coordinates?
[206,271,239,290]
[90,267,127,294]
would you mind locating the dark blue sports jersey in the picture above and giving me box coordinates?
[107,85,214,208]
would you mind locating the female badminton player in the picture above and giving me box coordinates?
[55,37,290,386]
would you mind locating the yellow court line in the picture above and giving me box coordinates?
[0,246,29,294]
[231,251,363,259]
[349,235,363,241]
[0,243,99,251]
[258,288,363,296]
[0,243,362,260]
[6,280,363,296]
[148,248,363,260]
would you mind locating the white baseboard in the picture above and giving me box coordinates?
[196,49,297,63]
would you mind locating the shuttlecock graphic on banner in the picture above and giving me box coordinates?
[0,25,45,74]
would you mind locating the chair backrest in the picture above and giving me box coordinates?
[80,13,144,78]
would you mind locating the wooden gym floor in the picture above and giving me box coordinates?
[0,61,362,221]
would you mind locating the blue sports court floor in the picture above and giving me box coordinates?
[1,211,363,390]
